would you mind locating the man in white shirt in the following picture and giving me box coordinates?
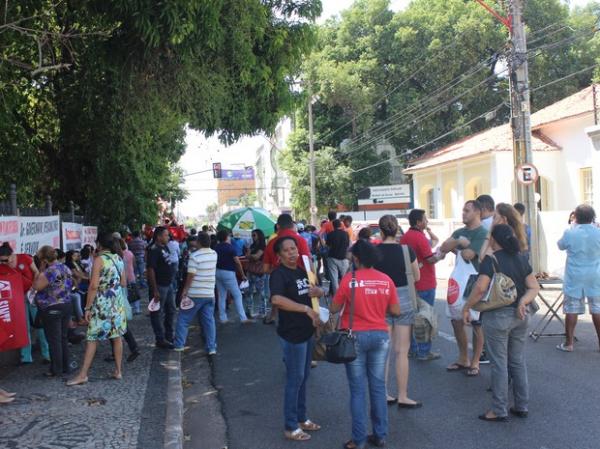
[477,194,495,231]
[174,232,218,355]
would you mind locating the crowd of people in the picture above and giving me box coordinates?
[1,198,599,449]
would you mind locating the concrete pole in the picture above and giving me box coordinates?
[510,0,540,272]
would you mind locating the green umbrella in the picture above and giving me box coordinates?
[217,207,276,239]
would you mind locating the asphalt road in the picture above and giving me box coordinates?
[186,288,600,449]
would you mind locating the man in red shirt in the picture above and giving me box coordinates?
[400,209,444,361]
[263,214,311,272]
[263,214,311,325]
[0,243,49,363]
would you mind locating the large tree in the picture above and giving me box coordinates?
[283,0,600,218]
[0,0,322,228]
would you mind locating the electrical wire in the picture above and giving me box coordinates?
[350,101,507,173]
[350,65,599,175]
[340,67,508,160]
[531,63,600,93]
[343,26,599,163]
[315,38,467,145]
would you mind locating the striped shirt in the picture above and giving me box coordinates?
[187,248,217,298]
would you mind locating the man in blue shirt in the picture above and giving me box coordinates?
[557,204,600,352]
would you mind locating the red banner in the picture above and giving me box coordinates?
[0,270,29,351]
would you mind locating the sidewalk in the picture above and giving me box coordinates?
[0,304,182,449]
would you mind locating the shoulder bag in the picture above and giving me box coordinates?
[401,245,437,343]
[472,255,517,312]
[318,266,357,364]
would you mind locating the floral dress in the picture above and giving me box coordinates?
[87,252,127,341]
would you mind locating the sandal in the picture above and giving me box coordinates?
[465,367,480,377]
[110,372,122,380]
[478,411,509,422]
[556,343,573,352]
[298,420,321,431]
[343,440,364,449]
[446,362,469,371]
[284,428,311,441]
[66,376,88,386]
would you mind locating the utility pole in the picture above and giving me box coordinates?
[509,0,540,272]
[307,82,317,226]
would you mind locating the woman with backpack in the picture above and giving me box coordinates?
[462,224,539,421]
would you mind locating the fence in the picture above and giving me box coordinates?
[0,184,86,223]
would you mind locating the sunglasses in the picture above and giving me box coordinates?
[0,258,10,263]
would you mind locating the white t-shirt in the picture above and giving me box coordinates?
[481,215,493,231]
[187,248,218,298]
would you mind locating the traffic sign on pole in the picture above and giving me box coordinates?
[516,163,539,185]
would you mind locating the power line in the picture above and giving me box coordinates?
[350,101,507,173]
[315,36,467,145]
[531,64,600,93]
[314,19,568,146]
[343,27,599,163]
[342,49,504,151]
[341,67,509,159]
[350,68,599,175]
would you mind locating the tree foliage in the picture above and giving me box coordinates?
[0,0,321,229]
[283,0,600,218]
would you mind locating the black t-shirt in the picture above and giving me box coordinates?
[374,244,416,287]
[479,250,533,308]
[147,244,174,286]
[269,265,314,343]
[326,229,350,260]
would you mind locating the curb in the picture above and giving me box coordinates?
[163,350,184,449]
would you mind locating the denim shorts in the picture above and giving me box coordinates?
[563,294,600,314]
[386,286,415,326]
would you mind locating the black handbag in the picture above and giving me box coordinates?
[318,267,357,364]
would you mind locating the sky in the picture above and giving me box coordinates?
[177,0,594,218]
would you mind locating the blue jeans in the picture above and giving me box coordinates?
[20,301,50,363]
[216,269,247,322]
[174,297,217,352]
[280,337,314,431]
[410,289,436,357]
[345,330,390,446]
[247,273,270,315]
[150,284,176,343]
[134,256,147,287]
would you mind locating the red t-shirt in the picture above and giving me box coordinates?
[263,229,311,270]
[0,254,34,294]
[400,228,436,291]
[319,221,334,236]
[333,268,398,332]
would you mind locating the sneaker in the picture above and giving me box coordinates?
[156,341,175,350]
[208,350,217,356]
[173,347,185,352]
[417,351,441,362]
[479,353,490,364]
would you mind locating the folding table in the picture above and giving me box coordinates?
[529,279,571,341]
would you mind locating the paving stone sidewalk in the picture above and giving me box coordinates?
[0,307,174,449]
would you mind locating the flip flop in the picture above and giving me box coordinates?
[66,376,88,386]
[556,343,573,352]
[478,413,509,422]
[465,367,480,377]
[298,420,321,431]
[284,429,311,441]
[446,363,469,371]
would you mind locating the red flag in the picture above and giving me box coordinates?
[0,270,29,351]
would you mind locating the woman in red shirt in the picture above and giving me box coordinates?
[330,240,400,449]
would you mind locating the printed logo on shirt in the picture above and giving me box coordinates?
[296,278,310,296]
